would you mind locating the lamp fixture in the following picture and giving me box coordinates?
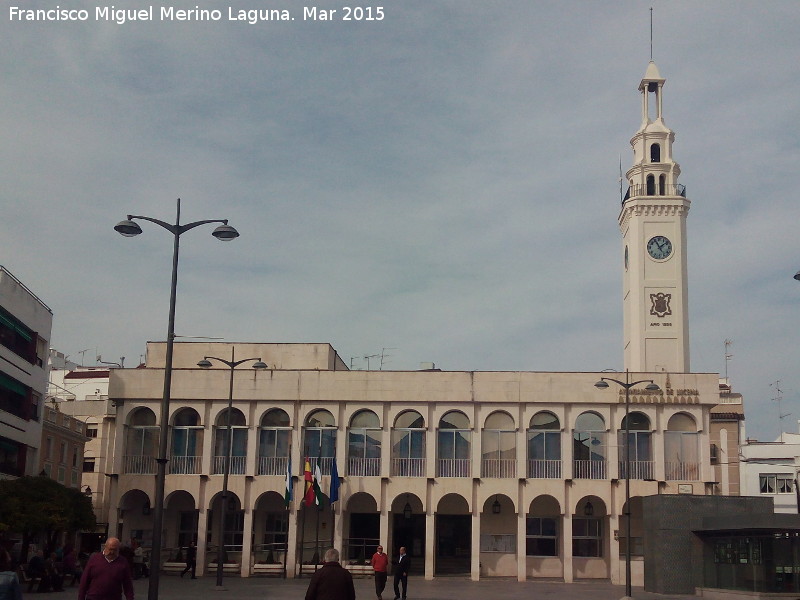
[403,494,412,520]
[584,501,594,516]
[492,496,501,514]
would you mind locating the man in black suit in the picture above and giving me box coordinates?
[392,547,410,600]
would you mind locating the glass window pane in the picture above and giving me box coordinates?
[410,431,424,458]
[440,411,469,429]
[395,411,424,429]
[366,430,381,459]
[455,432,470,459]
[351,410,379,428]
[262,409,290,427]
[531,411,559,430]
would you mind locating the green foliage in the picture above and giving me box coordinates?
[0,475,96,544]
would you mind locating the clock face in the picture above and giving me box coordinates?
[647,235,672,260]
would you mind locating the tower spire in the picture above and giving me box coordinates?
[650,7,654,61]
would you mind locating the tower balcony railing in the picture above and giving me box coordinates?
[258,456,288,476]
[481,458,516,478]
[623,183,686,202]
[124,454,157,474]
[213,455,246,475]
[347,457,381,477]
[437,458,470,477]
[573,459,607,479]
[618,460,655,480]
[527,459,562,478]
[169,455,201,475]
[665,460,699,481]
[391,457,425,477]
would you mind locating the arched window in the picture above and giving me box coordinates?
[303,409,336,474]
[650,143,661,163]
[618,411,652,479]
[665,413,699,480]
[646,174,656,196]
[214,408,247,475]
[659,174,666,195]
[170,408,203,475]
[437,411,470,477]
[125,408,157,474]
[481,411,516,478]
[573,412,606,479]
[391,410,425,477]
[527,411,561,478]
[258,409,291,475]
[347,410,381,476]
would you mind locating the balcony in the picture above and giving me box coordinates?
[347,457,380,477]
[258,456,288,476]
[213,455,246,475]
[527,459,561,479]
[618,460,655,480]
[665,460,699,481]
[481,458,516,478]
[169,455,201,475]
[437,458,470,477]
[124,455,156,475]
[391,457,425,477]
[308,456,334,476]
[573,459,607,479]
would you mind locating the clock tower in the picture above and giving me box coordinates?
[621,61,690,373]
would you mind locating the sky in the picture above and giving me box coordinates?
[2,1,799,443]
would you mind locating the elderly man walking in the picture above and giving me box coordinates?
[78,537,134,600]
[304,548,355,600]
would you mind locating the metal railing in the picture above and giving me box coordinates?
[347,457,380,477]
[169,455,201,474]
[527,459,561,478]
[124,455,157,474]
[665,460,699,481]
[481,458,516,478]
[307,456,334,476]
[618,460,655,480]
[344,537,380,564]
[573,459,607,479]
[258,456,289,476]
[623,182,687,202]
[213,455,246,475]
[437,458,470,477]
[391,457,425,477]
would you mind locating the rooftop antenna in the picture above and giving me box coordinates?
[77,348,91,366]
[650,7,654,61]
[364,354,379,370]
[770,380,790,442]
[724,339,733,380]
[380,348,397,370]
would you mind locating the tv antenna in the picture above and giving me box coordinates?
[363,354,379,370]
[724,339,733,380]
[380,348,397,370]
[77,348,91,366]
[770,380,790,440]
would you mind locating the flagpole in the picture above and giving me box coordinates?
[283,449,292,579]
[329,454,336,549]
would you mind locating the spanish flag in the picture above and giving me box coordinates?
[303,457,316,507]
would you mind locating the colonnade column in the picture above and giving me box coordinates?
[196,507,208,576]
[241,506,254,577]
[516,496,526,581]
[470,509,480,581]
[424,511,434,580]
[286,504,298,578]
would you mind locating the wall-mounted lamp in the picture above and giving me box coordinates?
[584,501,594,516]
[492,496,501,514]
[403,495,412,520]
[83,485,92,497]
[143,501,151,516]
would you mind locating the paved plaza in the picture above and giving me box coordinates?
[42,573,695,600]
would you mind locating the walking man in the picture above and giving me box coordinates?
[78,537,134,600]
[392,547,410,600]
[370,544,389,600]
[180,541,197,579]
[304,548,355,600]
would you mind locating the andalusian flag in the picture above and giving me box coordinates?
[303,458,316,507]
[313,461,323,506]
[284,456,293,508]
[330,458,340,505]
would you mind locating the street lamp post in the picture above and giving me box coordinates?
[197,349,267,589]
[594,371,660,600]
[115,198,239,600]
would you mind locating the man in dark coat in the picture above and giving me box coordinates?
[304,548,355,600]
[392,547,409,600]
[180,541,197,579]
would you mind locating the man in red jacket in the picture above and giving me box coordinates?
[78,537,134,600]
[304,548,355,600]
[370,544,389,600]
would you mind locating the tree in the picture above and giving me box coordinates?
[0,475,95,562]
